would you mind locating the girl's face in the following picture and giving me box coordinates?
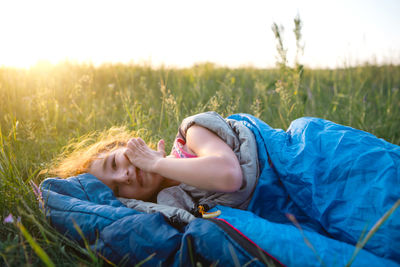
[88,147,164,200]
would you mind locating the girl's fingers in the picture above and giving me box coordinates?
[124,148,135,163]
[128,138,142,149]
[137,138,146,145]
[157,139,165,156]
[128,138,147,149]
[127,138,136,149]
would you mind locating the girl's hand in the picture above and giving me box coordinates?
[124,138,166,173]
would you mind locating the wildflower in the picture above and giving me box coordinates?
[3,213,21,224]
[29,180,44,206]
[4,213,14,223]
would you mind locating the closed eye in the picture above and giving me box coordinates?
[111,154,117,170]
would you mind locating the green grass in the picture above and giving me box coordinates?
[2,14,400,265]
[0,59,400,265]
[0,49,400,266]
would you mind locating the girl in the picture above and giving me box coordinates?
[45,111,400,263]
[50,111,259,211]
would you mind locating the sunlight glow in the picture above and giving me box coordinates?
[0,0,399,69]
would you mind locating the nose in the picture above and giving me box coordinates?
[118,150,136,182]
[114,165,136,185]
[125,165,136,185]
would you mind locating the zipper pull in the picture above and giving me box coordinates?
[198,205,221,219]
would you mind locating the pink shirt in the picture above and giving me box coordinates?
[171,137,197,158]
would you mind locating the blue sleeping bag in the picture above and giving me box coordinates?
[40,114,400,266]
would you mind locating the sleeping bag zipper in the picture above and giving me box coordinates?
[206,218,285,267]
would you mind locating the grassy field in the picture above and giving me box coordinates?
[0,59,399,266]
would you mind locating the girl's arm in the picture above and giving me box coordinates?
[124,125,243,192]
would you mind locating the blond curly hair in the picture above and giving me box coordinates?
[48,126,149,178]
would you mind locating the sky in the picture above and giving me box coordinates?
[0,0,399,69]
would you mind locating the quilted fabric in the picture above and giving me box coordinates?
[40,114,400,266]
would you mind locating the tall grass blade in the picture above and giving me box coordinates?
[135,252,156,267]
[286,213,325,267]
[17,222,55,267]
[228,243,241,267]
[346,199,400,267]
